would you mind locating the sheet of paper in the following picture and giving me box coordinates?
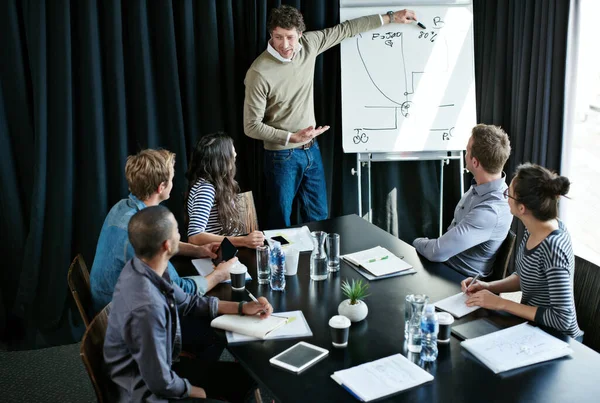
[191,258,251,283]
[226,310,312,344]
[211,314,288,339]
[461,323,573,374]
[433,292,480,318]
[332,353,434,402]
[263,226,313,252]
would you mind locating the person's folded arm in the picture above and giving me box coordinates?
[125,306,191,400]
[413,205,497,262]
[534,265,577,332]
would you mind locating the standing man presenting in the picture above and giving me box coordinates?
[244,5,417,228]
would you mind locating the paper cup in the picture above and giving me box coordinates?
[437,312,454,343]
[284,247,299,276]
[329,315,351,348]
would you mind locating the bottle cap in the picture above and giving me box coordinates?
[425,304,436,314]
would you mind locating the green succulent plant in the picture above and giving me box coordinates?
[341,279,370,305]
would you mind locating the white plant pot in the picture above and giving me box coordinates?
[338,299,368,322]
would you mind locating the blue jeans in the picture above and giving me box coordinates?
[264,141,328,228]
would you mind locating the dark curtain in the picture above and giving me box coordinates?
[473,0,571,271]
[0,0,570,348]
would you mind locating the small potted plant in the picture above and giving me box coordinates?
[338,279,370,322]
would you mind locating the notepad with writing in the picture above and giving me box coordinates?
[331,353,433,402]
[211,314,289,339]
[225,311,312,344]
[342,246,414,279]
[461,323,573,374]
[433,292,480,318]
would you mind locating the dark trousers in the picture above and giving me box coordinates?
[180,316,225,362]
[172,358,256,403]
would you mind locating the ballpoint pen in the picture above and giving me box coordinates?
[464,273,481,294]
[246,290,267,313]
[367,255,389,263]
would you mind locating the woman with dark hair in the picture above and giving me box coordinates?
[462,163,583,339]
[185,132,264,248]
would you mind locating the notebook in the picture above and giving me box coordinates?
[331,353,434,402]
[263,226,313,252]
[451,318,502,340]
[225,311,312,344]
[191,258,252,283]
[342,246,414,280]
[211,314,289,339]
[433,292,480,318]
[461,322,573,374]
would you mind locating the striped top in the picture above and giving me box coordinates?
[187,178,223,237]
[515,220,583,338]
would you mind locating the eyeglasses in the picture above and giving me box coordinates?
[503,188,518,202]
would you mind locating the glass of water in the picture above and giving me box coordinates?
[256,245,270,284]
[310,231,328,281]
[327,233,340,272]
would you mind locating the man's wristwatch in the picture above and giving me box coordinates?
[387,11,394,24]
[238,301,246,316]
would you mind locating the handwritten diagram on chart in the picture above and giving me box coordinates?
[340,5,476,153]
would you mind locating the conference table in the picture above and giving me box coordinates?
[184,214,600,402]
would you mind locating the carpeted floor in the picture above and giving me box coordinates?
[0,344,272,403]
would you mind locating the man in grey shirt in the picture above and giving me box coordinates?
[104,205,273,402]
[413,124,512,277]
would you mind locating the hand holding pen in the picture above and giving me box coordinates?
[246,290,273,318]
[461,274,489,296]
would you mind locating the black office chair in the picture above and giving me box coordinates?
[488,230,516,281]
[573,255,600,353]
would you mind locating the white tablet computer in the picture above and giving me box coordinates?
[269,341,329,374]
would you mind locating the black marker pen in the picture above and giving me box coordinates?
[416,21,427,29]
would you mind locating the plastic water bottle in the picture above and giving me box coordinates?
[269,241,286,291]
[420,304,439,362]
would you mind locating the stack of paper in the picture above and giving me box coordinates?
[226,311,312,344]
[331,354,434,401]
[342,246,415,280]
[263,226,314,252]
[461,323,573,373]
[191,258,252,283]
[433,292,480,318]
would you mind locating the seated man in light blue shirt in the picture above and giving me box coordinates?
[413,124,512,277]
[90,149,230,314]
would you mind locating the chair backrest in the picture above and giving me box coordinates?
[237,191,259,233]
[67,254,92,327]
[488,230,516,281]
[574,256,600,353]
[80,304,117,403]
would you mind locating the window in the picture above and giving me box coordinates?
[562,0,600,265]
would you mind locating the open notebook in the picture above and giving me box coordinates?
[225,310,312,344]
[211,314,290,339]
[461,323,573,374]
[331,353,433,402]
[342,246,414,280]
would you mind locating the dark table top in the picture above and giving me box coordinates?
[175,214,600,402]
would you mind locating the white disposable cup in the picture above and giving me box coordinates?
[284,247,299,276]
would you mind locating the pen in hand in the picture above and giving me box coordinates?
[246,290,267,314]
[463,273,481,295]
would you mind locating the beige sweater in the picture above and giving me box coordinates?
[243,15,382,150]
